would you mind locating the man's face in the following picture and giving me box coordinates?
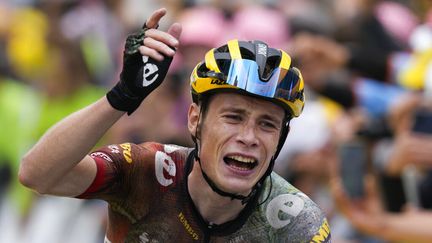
[188,93,285,195]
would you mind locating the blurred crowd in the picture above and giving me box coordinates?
[1,0,432,242]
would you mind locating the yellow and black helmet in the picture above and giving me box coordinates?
[190,39,305,118]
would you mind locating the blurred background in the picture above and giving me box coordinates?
[1,0,432,242]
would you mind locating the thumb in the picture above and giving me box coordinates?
[168,23,182,43]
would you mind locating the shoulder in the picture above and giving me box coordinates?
[86,142,192,197]
[257,173,331,242]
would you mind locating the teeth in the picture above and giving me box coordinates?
[227,155,256,163]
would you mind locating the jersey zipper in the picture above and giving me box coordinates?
[203,223,213,243]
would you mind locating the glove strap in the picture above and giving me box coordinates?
[106,81,144,115]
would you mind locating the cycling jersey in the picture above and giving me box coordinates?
[79,142,331,243]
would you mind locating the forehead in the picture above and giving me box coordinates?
[208,93,285,118]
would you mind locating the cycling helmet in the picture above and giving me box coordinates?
[189,39,305,204]
[190,39,305,118]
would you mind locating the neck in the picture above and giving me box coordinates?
[188,160,246,225]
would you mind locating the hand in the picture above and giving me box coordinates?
[386,132,432,175]
[330,164,432,242]
[107,8,182,115]
[289,33,349,90]
[330,173,387,236]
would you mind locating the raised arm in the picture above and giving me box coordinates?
[19,98,123,196]
[18,8,182,197]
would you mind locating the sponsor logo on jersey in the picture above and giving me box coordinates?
[142,56,159,87]
[120,143,133,163]
[266,194,305,229]
[164,144,181,154]
[90,152,113,162]
[178,212,199,240]
[311,219,331,243]
[108,145,120,154]
[155,151,176,186]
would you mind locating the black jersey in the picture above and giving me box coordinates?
[79,142,331,242]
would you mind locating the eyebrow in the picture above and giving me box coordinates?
[221,107,283,124]
[261,114,283,124]
[221,107,246,114]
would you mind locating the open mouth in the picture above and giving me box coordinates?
[224,155,258,171]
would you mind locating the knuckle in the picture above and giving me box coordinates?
[144,28,157,36]
[143,37,151,45]
[150,48,159,55]
[143,37,157,47]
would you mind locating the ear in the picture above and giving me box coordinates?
[188,103,200,135]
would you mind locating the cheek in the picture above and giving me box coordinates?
[200,123,236,152]
[263,133,280,154]
[203,122,234,139]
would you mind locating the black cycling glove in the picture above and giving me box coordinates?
[107,26,174,115]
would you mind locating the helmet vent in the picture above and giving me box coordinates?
[262,55,280,80]
[216,45,229,53]
[239,47,255,60]
[197,62,209,77]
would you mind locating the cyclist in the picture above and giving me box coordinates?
[19,8,331,242]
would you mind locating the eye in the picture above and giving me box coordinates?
[259,120,279,131]
[223,114,243,123]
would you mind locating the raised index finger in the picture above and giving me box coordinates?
[145,8,167,29]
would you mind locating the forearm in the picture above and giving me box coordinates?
[19,96,124,193]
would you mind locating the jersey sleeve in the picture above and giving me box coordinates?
[76,142,155,201]
[308,217,331,243]
[286,193,332,243]
[265,173,332,242]
[291,192,331,243]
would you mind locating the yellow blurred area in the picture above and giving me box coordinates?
[400,49,432,90]
[6,7,51,79]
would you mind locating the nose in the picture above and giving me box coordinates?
[236,122,259,147]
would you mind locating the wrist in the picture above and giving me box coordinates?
[106,81,144,115]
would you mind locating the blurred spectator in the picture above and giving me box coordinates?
[278,3,432,242]
[0,4,50,220]
[58,0,125,86]
[1,4,108,243]
[277,0,335,36]
[178,5,227,70]
[288,0,417,111]
[331,163,432,242]
[226,5,290,48]
[331,168,432,242]
[6,6,51,82]
[329,4,432,240]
